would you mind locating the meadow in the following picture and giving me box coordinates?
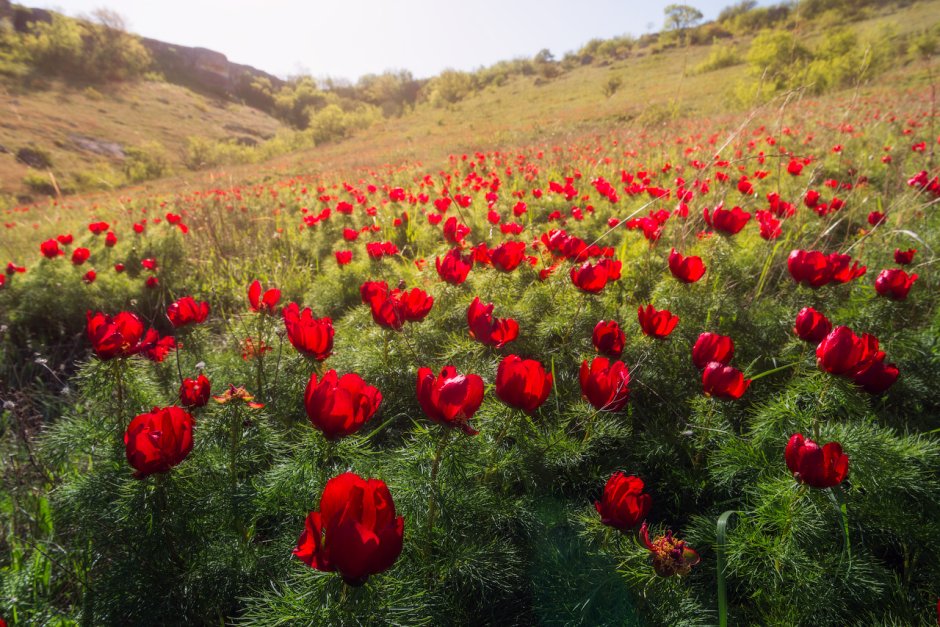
[2,2,940,626]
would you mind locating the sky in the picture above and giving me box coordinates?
[28,0,763,82]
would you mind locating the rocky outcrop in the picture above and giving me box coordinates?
[142,37,284,100]
[0,0,12,22]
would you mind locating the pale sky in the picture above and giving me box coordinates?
[29,0,763,81]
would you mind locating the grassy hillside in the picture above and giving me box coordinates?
[0,79,287,198]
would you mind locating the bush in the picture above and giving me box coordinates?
[602,75,623,98]
[123,142,172,183]
[693,42,741,74]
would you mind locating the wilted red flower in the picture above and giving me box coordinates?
[248,280,281,314]
[875,268,918,300]
[71,247,90,265]
[816,326,878,376]
[785,433,848,488]
[435,248,473,285]
[893,248,916,265]
[304,370,382,440]
[794,307,832,344]
[212,384,264,408]
[490,241,527,272]
[692,333,734,369]
[570,259,622,293]
[293,472,403,586]
[124,406,194,479]
[241,337,272,360]
[282,302,334,360]
[5,262,26,275]
[595,472,651,531]
[668,249,706,283]
[702,362,750,399]
[580,357,630,411]
[592,320,625,358]
[704,205,750,235]
[637,304,679,339]
[179,374,211,408]
[639,522,700,577]
[416,366,484,435]
[467,297,519,348]
[495,354,553,413]
[86,311,146,359]
[40,239,64,258]
[167,296,210,328]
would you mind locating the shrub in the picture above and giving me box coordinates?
[123,142,172,183]
[693,42,741,74]
[602,75,623,98]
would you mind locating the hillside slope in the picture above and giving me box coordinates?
[0,80,287,198]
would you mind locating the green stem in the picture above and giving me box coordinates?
[828,485,852,562]
[426,428,452,550]
[716,510,741,627]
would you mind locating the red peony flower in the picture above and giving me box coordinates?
[304,370,382,440]
[702,362,750,399]
[579,357,630,412]
[570,258,622,293]
[595,472,651,531]
[282,302,334,360]
[415,366,484,435]
[490,241,527,272]
[40,239,64,258]
[816,326,878,376]
[785,433,848,488]
[875,268,918,300]
[124,406,194,479]
[435,248,473,285]
[668,248,706,283]
[167,296,210,328]
[637,304,679,339]
[293,472,404,586]
[71,247,90,265]
[86,311,146,359]
[369,287,433,331]
[179,374,211,408]
[335,250,353,265]
[692,333,734,369]
[248,280,281,314]
[495,354,553,413]
[893,248,916,265]
[467,297,519,348]
[704,205,750,235]
[592,320,625,358]
[794,307,832,344]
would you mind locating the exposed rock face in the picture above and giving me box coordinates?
[69,135,125,159]
[142,38,284,100]
[0,0,12,22]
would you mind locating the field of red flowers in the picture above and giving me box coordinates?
[1,86,939,625]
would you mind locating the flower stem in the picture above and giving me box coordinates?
[426,428,452,551]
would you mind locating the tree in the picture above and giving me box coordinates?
[664,4,703,45]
